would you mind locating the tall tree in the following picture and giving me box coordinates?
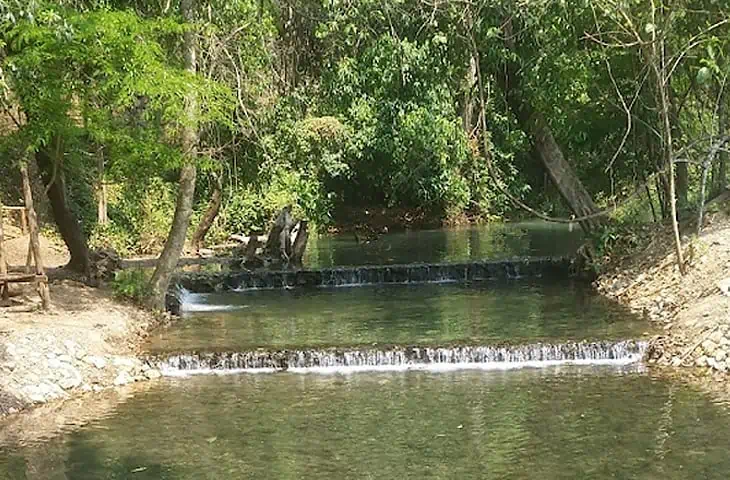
[146,0,199,310]
[498,17,604,233]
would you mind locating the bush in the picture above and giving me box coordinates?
[111,268,151,303]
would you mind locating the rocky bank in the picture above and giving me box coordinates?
[596,200,730,389]
[0,281,164,418]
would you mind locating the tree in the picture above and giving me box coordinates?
[146,0,199,310]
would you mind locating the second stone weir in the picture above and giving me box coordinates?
[175,256,580,294]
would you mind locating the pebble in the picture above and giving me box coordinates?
[716,350,728,362]
[84,356,107,369]
[58,375,82,390]
[113,371,133,386]
[112,357,136,368]
[145,369,162,380]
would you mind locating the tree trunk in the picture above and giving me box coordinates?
[190,173,223,253]
[647,11,685,274]
[35,144,91,275]
[21,163,51,309]
[264,206,294,261]
[461,54,477,135]
[96,145,108,225]
[0,202,7,303]
[290,220,309,267]
[146,0,198,310]
[498,21,603,233]
[715,90,728,194]
[676,161,688,206]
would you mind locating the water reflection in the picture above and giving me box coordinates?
[148,281,647,353]
[2,369,730,479]
[303,222,582,268]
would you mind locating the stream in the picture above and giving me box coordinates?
[2,223,729,479]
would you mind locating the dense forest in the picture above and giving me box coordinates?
[1,0,729,306]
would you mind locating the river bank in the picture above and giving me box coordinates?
[0,281,165,419]
[596,199,730,395]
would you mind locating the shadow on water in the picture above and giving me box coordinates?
[303,222,580,268]
[1,434,180,480]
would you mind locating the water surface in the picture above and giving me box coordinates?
[2,369,729,479]
[148,281,647,353]
[303,222,582,268]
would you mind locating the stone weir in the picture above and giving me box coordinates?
[147,339,647,376]
[173,256,578,296]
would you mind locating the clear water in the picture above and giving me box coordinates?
[147,281,648,353]
[303,222,583,268]
[2,369,730,479]
[6,224,729,479]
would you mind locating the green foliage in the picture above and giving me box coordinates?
[111,268,150,303]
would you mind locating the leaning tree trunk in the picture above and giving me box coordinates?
[35,145,91,275]
[498,25,603,233]
[146,0,198,310]
[190,173,223,253]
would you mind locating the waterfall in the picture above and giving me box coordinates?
[174,256,578,294]
[149,340,647,376]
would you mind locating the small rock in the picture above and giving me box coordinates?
[710,330,725,344]
[702,340,718,355]
[47,358,63,369]
[717,278,730,296]
[58,354,73,364]
[145,369,162,380]
[671,357,683,367]
[715,350,728,362]
[114,371,133,386]
[8,408,17,414]
[112,357,136,369]
[58,376,82,390]
[84,356,107,369]
[696,356,708,367]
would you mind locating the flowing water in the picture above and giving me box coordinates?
[151,281,647,352]
[3,369,730,479]
[4,225,730,478]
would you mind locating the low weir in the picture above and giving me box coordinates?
[173,256,578,294]
[148,340,647,376]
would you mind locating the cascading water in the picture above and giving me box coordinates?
[149,340,647,376]
[173,256,578,296]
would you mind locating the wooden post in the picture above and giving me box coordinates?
[0,203,8,303]
[20,208,28,234]
[20,163,50,310]
[25,238,34,274]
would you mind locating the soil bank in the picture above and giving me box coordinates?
[596,200,730,397]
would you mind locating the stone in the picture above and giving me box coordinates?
[702,340,718,356]
[114,371,133,386]
[696,356,709,367]
[710,330,725,345]
[145,369,162,380]
[58,354,73,363]
[64,340,79,357]
[671,357,683,367]
[715,350,728,362]
[717,278,730,297]
[112,357,136,369]
[47,358,63,369]
[7,408,17,415]
[58,375,82,390]
[84,356,107,369]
